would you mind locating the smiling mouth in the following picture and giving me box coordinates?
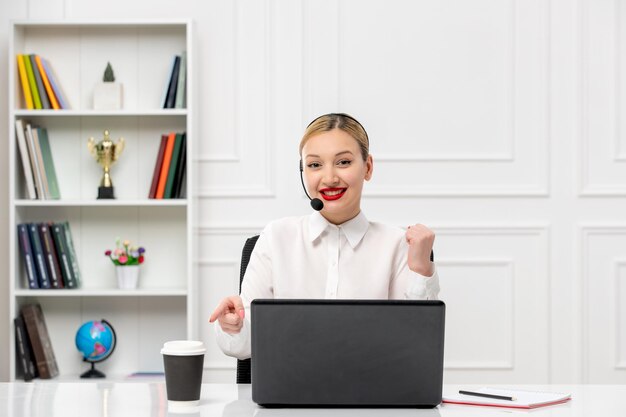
[320,188,346,201]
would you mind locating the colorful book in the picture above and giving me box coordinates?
[156,132,176,199]
[41,58,69,110]
[23,54,42,109]
[27,223,50,289]
[17,224,39,289]
[29,55,51,110]
[164,133,183,198]
[14,316,37,381]
[149,135,168,198]
[16,55,34,109]
[25,123,45,199]
[20,304,59,379]
[38,223,63,289]
[175,51,186,109]
[172,133,187,198]
[34,55,60,110]
[50,223,77,289]
[36,128,60,199]
[61,221,81,288]
[15,120,37,199]
[164,55,180,109]
[31,128,50,199]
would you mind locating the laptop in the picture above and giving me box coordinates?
[251,299,445,407]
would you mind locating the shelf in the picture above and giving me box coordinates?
[14,199,188,207]
[15,288,187,297]
[13,109,188,117]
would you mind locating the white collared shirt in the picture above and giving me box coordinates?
[215,211,440,359]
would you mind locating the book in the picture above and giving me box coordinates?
[175,51,186,109]
[17,224,39,289]
[16,55,34,110]
[156,132,176,199]
[61,221,81,288]
[149,134,168,198]
[14,316,37,381]
[38,223,64,289]
[14,120,37,199]
[36,128,61,199]
[50,223,77,289]
[171,133,187,198]
[34,55,60,110]
[164,133,183,198]
[29,54,51,110]
[31,127,51,199]
[41,58,69,109]
[443,387,571,409]
[20,304,59,379]
[25,123,45,199]
[23,54,41,109]
[27,223,51,289]
[164,55,180,109]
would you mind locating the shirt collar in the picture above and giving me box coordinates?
[308,211,370,248]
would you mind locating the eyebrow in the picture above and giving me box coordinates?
[305,151,354,159]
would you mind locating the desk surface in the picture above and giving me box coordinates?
[1,382,624,417]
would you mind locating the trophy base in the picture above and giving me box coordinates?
[98,186,115,199]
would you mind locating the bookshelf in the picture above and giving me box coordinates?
[8,20,195,381]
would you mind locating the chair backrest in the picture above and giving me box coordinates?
[236,235,260,384]
[235,234,433,384]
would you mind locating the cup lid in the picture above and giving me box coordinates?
[161,340,206,356]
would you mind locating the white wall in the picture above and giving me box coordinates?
[2,0,626,384]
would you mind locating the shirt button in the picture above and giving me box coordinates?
[332,260,337,266]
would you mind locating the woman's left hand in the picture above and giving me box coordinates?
[406,224,435,276]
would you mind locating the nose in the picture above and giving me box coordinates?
[322,165,339,186]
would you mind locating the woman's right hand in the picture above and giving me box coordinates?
[208,295,246,334]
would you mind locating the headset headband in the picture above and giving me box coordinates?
[306,113,369,146]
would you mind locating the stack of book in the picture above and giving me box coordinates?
[16,54,69,110]
[149,132,186,199]
[14,304,59,381]
[15,120,60,200]
[17,222,81,290]
[162,51,187,109]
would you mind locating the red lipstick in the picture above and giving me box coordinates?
[319,188,346,201]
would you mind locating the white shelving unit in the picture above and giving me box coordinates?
[8,20,195,381]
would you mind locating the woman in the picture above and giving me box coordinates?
[209,113,440,359]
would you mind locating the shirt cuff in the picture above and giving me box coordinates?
[406,263,440,300]
[213,319,252,360]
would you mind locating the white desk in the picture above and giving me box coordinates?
[0,383,623,417]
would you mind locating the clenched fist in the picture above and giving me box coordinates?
[405,224,435,276]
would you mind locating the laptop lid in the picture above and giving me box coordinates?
[251,299,445,407]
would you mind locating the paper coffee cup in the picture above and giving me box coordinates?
[161,340,206,407]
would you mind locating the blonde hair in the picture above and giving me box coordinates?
[299,113,369,161]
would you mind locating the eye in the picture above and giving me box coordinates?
[306,162,321,169]
[337,159,352,166]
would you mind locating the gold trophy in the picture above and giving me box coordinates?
[88,130,125,199]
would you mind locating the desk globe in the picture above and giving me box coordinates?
[75,319,117,378]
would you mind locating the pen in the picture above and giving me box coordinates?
[459,390,516,401]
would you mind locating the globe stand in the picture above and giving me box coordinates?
[80,361,106,378]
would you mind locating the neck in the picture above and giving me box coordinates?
[321,209,361,226]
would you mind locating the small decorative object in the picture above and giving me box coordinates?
[75,319,117,378]
[94,62,123,110]
[88,130,125,199]
[105,238,146,289]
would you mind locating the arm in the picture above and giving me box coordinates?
[211,228,274,359]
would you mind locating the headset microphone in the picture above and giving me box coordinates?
[299,160,324,211]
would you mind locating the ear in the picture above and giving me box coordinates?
[364,155,374,181]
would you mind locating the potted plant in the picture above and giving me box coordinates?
[105,238,145,289]
[94,62,123,110]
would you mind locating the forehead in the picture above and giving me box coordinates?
[302,129,359,157]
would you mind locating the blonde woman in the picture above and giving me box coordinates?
[210,113,440,359]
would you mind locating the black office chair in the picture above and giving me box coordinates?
[234,235,434,384]
[236,235,259,384]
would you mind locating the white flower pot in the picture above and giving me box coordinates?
[116,265,139,289]
[94,82,123,110]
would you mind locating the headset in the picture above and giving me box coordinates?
[299,113,368,211]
